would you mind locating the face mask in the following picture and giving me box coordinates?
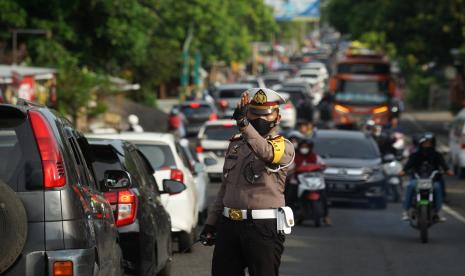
[250,118,277,136]
[299,148,310,155]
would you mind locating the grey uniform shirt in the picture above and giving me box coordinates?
[206,124,295,226]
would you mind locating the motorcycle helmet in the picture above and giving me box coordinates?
[298,138,314,155]
[287,130,304,149]
[418,132,435,146]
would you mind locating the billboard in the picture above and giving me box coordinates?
[265,0,320,22]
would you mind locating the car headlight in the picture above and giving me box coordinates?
[367,167,385,182]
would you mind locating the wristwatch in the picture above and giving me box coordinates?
[237,118,249,128]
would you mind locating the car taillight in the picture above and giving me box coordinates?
[29,110,66,189]
[283,103,293,109]
[196,145,204,152]
[170,168,184,183]
[219,100,229,109]
[190,102,200,108]
[103,189,138,227]
[461,143,465,149]
[53,261,73,276]
[223,122,234,127]
[169,115,181,129]
[209,113,218,121]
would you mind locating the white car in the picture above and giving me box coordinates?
[449,108,465,177]
[300,62,329,80]
[178,138,212,223]
[197,120,238,180]
[86,132,199,253]
[214,83,253,118]
[279,92,297,129]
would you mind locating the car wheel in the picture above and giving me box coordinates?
[0,180,28,274]
[178,228,195,253]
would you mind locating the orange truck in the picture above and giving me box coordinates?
[329,54,396,128]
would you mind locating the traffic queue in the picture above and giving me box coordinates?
[0,41,451,276]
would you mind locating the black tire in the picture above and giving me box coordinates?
[178,229,195,253]
[0,181,28,274]
[418,205,429,243]
[311,201,323,228]
[391,185,401,203]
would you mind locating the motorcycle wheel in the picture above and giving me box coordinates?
[311,200,323,228]
[418,205,429,243]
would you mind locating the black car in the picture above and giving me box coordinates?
[313,130,388,208]
[178,101,218,136]
[0,101,123,275]
[88,139,183,276]
[278,86,314,122]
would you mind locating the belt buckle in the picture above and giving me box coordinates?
[229,208,243,221]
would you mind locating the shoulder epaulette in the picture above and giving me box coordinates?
[230,133,242,141]
[268,135,283,140]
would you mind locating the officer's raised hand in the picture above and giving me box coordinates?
[232,92,249,122]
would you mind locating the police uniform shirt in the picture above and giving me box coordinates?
[206,123,295,226]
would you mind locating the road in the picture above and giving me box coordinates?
[171,113,465,276]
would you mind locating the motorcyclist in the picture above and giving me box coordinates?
[286,130,304,149]
[127,114,144,133]
[290,139,331,225]
[400,133,453,221]
[297,120,315,136]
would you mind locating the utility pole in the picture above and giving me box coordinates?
[11,29,51,65]
[180,24,194,94]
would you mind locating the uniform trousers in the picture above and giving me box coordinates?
[212,216,285,276]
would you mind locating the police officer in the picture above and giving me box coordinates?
[200,88,295,276]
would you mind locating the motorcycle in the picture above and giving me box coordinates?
[408,170,439,243]
[383,154,403,202]
[295,164,326,227]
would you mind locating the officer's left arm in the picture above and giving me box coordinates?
[241,124,294,166]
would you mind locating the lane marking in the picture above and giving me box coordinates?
[443,205,465,224]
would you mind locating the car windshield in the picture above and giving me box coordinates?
[336,80,389,105]
[314,136,379,159]
[136,144,176,169]
[240,80,259,87]
[337,63,390,74]
[219,89,244,98]
[301,74,318,79]
[204,125,238,140]
[264,79,281,87]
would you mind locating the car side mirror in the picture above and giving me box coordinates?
[204,157,218,166]
[194,162,204,174]
[162,179,186,195]
[103,170,131,189]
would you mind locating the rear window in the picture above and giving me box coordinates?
[219,89,244,98]
[0,111,43,191]
[180,104,213,115]
[314,136,379,159]
[204,125,238,140]
[137,144,176,170]
[337,63,390,75]
[264,79,281,87]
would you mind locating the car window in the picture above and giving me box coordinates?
[204,125,238,140]
[137,144,176,169]
[264,79,281,87]
[134,150,161,195]
[68,136,95,189]
[89,144,124,192]
[180,104,213,116]
[314,136,379,159]
[0,117,43,191]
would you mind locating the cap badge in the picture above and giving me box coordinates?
[253,89,267,104]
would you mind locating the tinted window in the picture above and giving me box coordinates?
[0,114,43,191]
[204,125,238,140]
[279,89,306,106]
[336,80,389,105]
[264,79,281,87]
[314,136,379,159]
[240,80,259,87]
[338,63,390,74]
[219,89,244,98]
[137,144,176,169]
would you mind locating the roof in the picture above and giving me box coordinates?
[0,65,56,84]
[314,129,367,139]
[85,132,176,144]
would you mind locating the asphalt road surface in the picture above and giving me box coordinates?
[171,114,465,276]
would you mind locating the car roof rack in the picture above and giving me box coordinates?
[16,98,45,108]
